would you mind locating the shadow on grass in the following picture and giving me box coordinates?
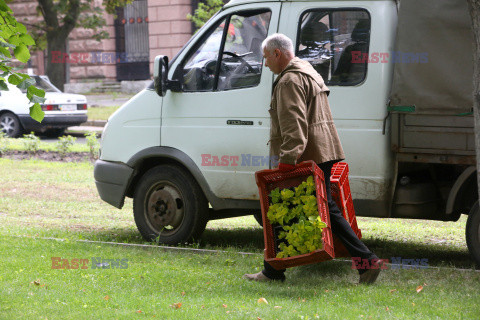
[70,226,476,269]
[200,228,264,251]
[362,238,475,269]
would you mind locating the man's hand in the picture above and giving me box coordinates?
[278,163,295,172]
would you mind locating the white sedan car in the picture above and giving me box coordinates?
[0,75,88,137]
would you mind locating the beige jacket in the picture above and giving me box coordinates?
[269,57,345,165]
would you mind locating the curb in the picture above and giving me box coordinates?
[65,120,105,137]
[83,120,107,127]
[65,126,103,137]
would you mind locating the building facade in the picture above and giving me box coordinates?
[10,0,196,84]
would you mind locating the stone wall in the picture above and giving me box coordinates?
[9,0,44,75]
[68,3,117,82]
[10,0,195,84]
[148,0,193,75]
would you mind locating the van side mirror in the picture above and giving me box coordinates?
[154,55,181,97]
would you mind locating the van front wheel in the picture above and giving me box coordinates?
[466,200,480,267]
[133,165,208,245]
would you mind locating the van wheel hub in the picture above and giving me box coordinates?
[147,188,181,228]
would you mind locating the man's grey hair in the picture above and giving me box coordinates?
[261,33,294,55]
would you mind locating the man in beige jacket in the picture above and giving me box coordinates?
[244,33,382,284]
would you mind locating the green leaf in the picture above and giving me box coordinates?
[19,34,35,46]
[0,40,15,48]
[18,73,30,80]
[31,94,46,104]
[0,46,12,58]
[8,35,20,46]
[0,27,13,39]
[0,79,8,91]
[0,0,11,12]
[16,22,27,34]
[8,73,21,85]
[29,103,44,123]
[27,85,45,98]
[17,78,35,90]
[14,44,30,62]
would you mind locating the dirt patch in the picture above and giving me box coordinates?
[0,150,94,163]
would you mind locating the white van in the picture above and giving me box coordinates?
[0,75,88,137]
[94,0,480,266]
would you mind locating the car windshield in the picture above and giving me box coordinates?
[19,76,61,93]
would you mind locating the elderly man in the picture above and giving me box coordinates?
[244,33,382,284]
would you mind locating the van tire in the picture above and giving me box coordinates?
[0,112,23,138]
[466,200,480,267]
[133,165,208,245]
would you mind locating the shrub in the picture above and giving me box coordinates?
[55,135,77,159]
[187,0,224,31]
[85,131,100,159]
[22,132,40,154]
[0,131,9,157]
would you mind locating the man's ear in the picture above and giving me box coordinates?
[274,48,281,58]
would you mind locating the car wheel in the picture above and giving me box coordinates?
[0,112,23,138]
[133,165,209,245]
[466,200,480,267]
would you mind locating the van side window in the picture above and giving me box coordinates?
[180,18,226,92]
[297,9,370,86]
[176,10,271,92]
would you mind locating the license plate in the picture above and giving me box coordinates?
[59,104,76,111]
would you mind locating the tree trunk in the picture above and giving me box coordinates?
[46,34,67,91]
[467,0,480,201]
[38,0,80,92]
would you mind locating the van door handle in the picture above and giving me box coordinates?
[227,120,254,125]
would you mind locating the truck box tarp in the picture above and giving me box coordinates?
[389,0,474,114]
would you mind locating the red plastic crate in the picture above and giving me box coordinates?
[255,160,334,270]
[330,162,362,258]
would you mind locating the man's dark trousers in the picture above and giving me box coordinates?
[262,160,378,280]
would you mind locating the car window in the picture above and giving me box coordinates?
[18,76,61,93]
[175,10,271,92]
[297,9,371,86]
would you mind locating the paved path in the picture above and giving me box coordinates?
[64,93,136,136]
[84,93,136,107]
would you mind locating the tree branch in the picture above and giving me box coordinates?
[22,22,48,32]
[60,0,81,38]
[37,0,59,30]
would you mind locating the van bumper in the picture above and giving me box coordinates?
[94,160,134,209]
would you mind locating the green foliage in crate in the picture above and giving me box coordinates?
[267,176,327,258]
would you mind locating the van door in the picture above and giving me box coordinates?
[278,1,397,216]
[161,3,281,201]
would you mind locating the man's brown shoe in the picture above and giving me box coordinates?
[243,271,273,282]
[359,259,385,284]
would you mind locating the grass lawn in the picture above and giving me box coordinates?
[0,159,479,319]
[87,106,120,121]
[1,136,90,153]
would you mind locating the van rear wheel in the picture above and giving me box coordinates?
[466,200,480,267]
[133,165,208,245]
